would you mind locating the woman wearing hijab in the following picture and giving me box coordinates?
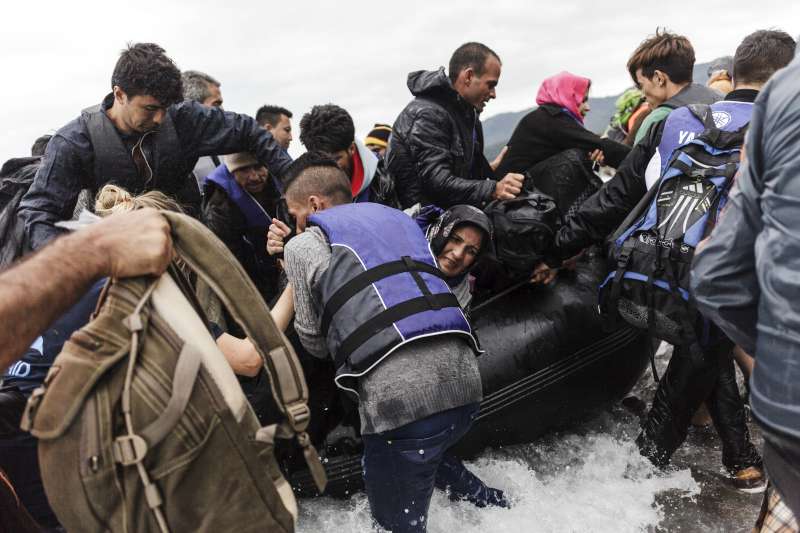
[495,71,631,177]
[411,204,494,311]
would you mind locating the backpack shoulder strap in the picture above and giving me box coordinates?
[160,211,326,491]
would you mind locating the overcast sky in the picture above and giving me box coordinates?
[2,0,798,160]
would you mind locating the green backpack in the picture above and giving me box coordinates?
[21,211,326,532]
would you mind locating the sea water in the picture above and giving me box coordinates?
[296,347,763,533]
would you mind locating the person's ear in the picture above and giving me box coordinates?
[112,86,127,105]
[309,196,320,213]
[264,123,274,132]
[654,70,667,87]
[464,67,475,86]
[349,143,356,157]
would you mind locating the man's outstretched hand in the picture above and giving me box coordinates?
[84,208,173,278]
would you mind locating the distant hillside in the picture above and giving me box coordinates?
[484,62,713,160]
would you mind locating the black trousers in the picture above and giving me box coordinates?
[638,340,761,472]
[0,387,61,530]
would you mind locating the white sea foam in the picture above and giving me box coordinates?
[296,414,700,533]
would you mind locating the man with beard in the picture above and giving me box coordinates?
[298,104,397,206]
[18,42,291,250]
[387,42,523,209]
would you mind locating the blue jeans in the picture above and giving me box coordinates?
[362,403,480,532]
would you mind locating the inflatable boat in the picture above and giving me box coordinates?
[288,249,651,497]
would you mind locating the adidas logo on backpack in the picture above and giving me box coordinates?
[599,102,752,347]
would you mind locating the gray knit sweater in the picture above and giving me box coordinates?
[284,227,482,434]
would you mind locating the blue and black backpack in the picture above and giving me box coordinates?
[598,102,752,347]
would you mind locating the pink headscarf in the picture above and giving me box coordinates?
[536,71,591,124]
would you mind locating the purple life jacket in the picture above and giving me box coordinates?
[204,164,271,229]
[309,203,477,393]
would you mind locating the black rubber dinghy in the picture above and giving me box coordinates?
[289,249,651,497]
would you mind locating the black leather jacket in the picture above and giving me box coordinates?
[386,68,496,209]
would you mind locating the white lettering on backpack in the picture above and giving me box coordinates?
[6,361,31,378]
[678,131,696,145]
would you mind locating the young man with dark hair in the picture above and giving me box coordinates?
[256,105,293,151]
[18,42,291,250]
[627,30,721,145]
[387,42,523,210]
[281,152,505,531]
[299,104,396,205]
[536,29,796,491]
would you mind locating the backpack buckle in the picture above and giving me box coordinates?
[19,386,46,432]
[285,402,310,432]
[617,246,633,268]
[112,434,148,465]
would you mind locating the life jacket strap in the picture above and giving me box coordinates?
[321,257,449,336]
[337,293,461,367]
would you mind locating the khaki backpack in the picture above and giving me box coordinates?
[21,211,326,532]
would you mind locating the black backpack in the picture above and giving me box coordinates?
[599,104,749,346]
[0,157,40,268]
[484,192,561,274]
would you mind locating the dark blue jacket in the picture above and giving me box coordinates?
[692,57,800,439]
[18,93,292,250]
[3,280,104,395]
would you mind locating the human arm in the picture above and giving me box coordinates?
[552,121,661,260]
[18,130,91,250]
[172,101,293,178]
[0,209,172,372]
[283,230,330,358]
[549,113,631,167]
[215,283,295,377]
[409,108,497,208]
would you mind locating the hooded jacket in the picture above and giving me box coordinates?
[350,138,397,206]
[18,93,292,250]
[691,58,800,440]
[495,73,630,177]
[386,68,496,209]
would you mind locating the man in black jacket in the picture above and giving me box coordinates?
[537,30,796,490]
[18,43,292,250]
[387,42,523,209]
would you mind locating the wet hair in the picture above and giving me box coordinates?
[299,104,354,153]
[284,151,352,204]
[95,184,184,216]
[448,42,501,84]
[733,30,796,86]
[31,134,52,157]
[111,43,183,106]
[627,29,695,85]
[181,70,220,103]
[256,105,293,127]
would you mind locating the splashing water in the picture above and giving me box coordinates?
[296,411,700,533]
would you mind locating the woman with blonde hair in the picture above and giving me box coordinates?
[93,184,294,380]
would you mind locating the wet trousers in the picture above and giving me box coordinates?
[362,403,483,532]
[638,340,761,472]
